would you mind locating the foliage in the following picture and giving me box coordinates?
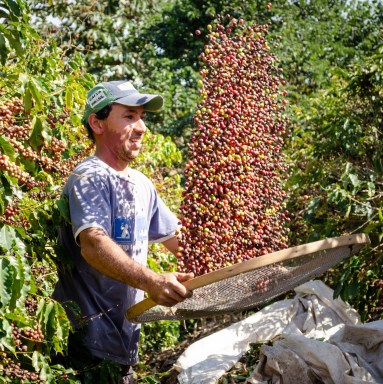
[29,0,201,139]
[140,318,181,356]
[0,0,37,65]
[142,0,270,64]
[133,130,184,212]
[0,225,75,382]
[30,0,167,79]
[0,1,92,381]
[270,0,383,95]
[286,32,383,320]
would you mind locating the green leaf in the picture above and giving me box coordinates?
[23,86,33,112]
[18,72,29,87]
[0,225,15,252]
[378,209,383,222]
[3,30,23,56]
[0,9,11,19]
[28,78,43,111]
[0,34,7,65]
[147,256,160,272]
[32,350,51,381]
[349,174,360,188]
[36,299,71,354]
[3,0,21,18]
[51,301,71,353]
[29,116,44,150]
[12,250,30,305]
[0,135,15,160]
[65,87,74,111]
[304,196,320,218]
[367,181,375,197]
[38,299,54,332]
[0,248,28,311]
[0,318,16,354]
[342,280,360,302]
[344,203,352,219]
[0,175,12,215]
[22,157,37,173]
[55,197,70,223]
[0,184,5,215]
[363,221,378,234]
[0,257,13,308]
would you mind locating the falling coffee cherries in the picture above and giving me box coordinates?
[177,15,290,275]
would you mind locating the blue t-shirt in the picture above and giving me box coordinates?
[53,156,179,365]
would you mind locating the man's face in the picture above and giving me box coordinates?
[97,104,147,162]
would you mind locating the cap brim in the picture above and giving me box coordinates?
[116,93,163,112]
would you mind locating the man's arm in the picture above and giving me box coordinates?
[79,227,193,307]
[161,235,179,255]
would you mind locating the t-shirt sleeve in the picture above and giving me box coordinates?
[67,175,112,242]
[148,190,181,244]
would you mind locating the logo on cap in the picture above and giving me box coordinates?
[88,89,108,108]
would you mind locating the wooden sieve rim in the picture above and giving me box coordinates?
[126,233,370,321]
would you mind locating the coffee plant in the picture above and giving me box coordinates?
[286,41,383,321]
[0,95,89,383]
[177,13,290,275]
[0,1,97,380]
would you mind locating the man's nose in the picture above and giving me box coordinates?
[134,119,147,133]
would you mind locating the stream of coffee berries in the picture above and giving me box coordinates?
[177,14,290,276]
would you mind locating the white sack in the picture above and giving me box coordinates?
[176,298,296,384]
[175,280,370,384]
[247,332,378,384]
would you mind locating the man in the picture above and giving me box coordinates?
[53,80,193,383]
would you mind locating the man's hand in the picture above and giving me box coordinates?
[147,272,194,307]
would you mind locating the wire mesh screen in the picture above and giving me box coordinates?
[129,242,366,323]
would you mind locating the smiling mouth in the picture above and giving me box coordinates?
[129,140,142,148]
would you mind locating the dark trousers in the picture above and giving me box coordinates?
[54,331,134,383]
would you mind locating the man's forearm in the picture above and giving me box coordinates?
[79,227,157,291]
[78,227,193,306]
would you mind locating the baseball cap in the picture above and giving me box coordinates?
[81,80,164,126]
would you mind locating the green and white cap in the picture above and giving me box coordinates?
[81,80,163,126]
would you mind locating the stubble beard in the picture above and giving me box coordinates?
[119,144,142,163]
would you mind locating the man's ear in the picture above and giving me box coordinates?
[88,113,104,136]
